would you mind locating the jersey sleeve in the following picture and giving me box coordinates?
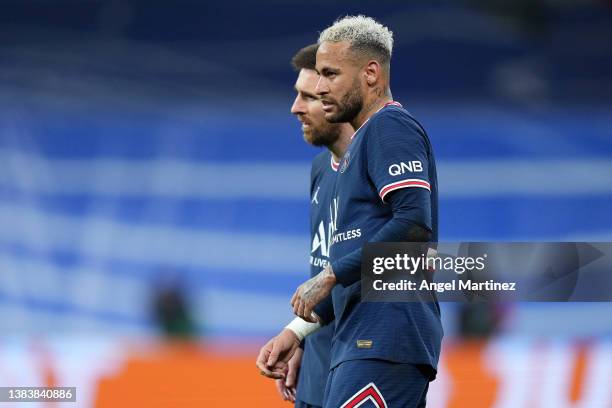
[313,292,335,325]
[367,110,432,205]
[331,186,432,287]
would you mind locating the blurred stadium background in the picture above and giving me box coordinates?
[1,1,612,406]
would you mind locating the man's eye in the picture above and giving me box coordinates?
[305,96,317,101]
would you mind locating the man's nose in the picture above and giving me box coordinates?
[291,96,305,115]
[315,76,328,95]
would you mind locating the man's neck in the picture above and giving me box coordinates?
[351,89,393,130]
[328,124,354,161]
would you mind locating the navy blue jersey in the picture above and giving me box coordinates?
[296,150,337,406]
[328,103,443,372]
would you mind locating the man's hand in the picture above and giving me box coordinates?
[275,378,295,402]
[274,347,303,402]
[291,265,336,322]
[256,329,301,379]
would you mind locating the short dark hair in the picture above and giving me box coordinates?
[291,43,318,72]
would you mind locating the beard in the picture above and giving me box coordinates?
[325,76,363,124]
[304,122,342,148]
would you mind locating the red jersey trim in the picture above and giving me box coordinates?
[379,178,431,202]
[330,156,340,172]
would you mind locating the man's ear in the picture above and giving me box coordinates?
[364,60,381,86]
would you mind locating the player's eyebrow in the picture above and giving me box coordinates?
[301,90,319,99]
[319,66,338,76]
[295,87,319,100]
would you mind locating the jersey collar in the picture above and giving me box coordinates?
[350,101,403,140]
[330,155,340,172]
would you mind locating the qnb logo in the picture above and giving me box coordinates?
[388,161,423,176]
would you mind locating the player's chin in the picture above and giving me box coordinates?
[302,130,316,145]
[306,134,328,147]
[324,111,343,123]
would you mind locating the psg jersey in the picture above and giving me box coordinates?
[296,150,338,406]
[328,103,443,372]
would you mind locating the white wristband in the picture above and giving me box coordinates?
[284,316,321,341]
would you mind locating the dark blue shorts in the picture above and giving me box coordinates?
[295,399,322,408]
[322,359,430,408]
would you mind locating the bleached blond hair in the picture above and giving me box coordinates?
[318,15,393,64]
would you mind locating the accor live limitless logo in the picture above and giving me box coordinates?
[329,196,361,245]
[311,221,330,260]
[310,198,338,268]
[311,196,362,268]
